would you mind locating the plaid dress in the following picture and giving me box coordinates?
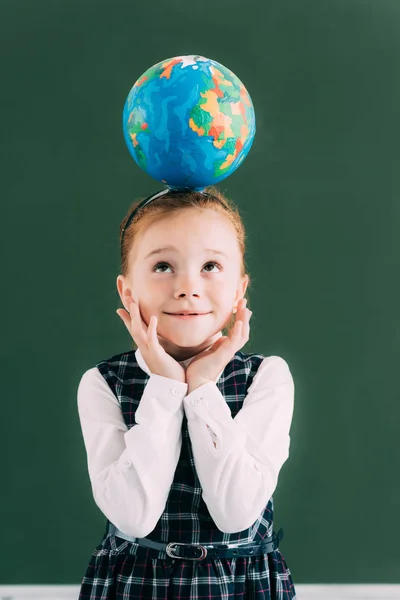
[79,349,296,599]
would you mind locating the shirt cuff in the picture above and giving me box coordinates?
[184,381,236,433]
[134,373,188,425]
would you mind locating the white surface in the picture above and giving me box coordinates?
[0,585,399,599]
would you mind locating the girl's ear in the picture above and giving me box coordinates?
[116,275,131,312]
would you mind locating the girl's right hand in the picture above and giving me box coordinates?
[116,297,187,384]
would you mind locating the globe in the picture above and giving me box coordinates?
[122,55,256,191]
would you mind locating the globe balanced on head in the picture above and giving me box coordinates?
[122,55,256,191]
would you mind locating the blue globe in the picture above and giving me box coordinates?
[122,55,256,191]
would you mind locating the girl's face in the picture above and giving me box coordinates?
[117,208,248,362]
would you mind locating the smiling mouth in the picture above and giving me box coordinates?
[165,313,209,318]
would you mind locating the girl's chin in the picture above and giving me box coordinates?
[157,328,221,349]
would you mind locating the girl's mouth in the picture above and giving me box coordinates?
[166,313,209,320]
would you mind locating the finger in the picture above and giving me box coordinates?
[222,322,243,357]
[237,301,252,331]
[234,300,247,327]
[128,299,143,334]
[244,309,252,327]
[242,310,252,340]
[148,315,156,343]
[130,299,150,335]
[119,299,143,345]
[235,320,244,336]
[234,315,250,342]
[128,301,145,344]
[226,320,241,345]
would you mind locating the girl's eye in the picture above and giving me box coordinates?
[152,261,221,273]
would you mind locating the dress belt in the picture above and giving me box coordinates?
[108,522,283,561]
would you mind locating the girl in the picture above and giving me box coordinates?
[77,186,296,599]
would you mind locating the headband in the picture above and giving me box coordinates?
[120,188,229,257]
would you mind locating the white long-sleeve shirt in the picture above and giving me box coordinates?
[77,348,295,538]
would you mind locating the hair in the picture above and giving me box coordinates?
[118,185,252,350]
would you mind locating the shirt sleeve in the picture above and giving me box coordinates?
[183,356,295,534]
[77,367,188,538]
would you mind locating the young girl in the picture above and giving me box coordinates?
[77,186,296,599]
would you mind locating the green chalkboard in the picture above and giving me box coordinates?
[1,0,399,585]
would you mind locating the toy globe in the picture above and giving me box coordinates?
[122,55,256,191]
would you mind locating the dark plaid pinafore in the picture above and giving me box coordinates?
[79,349,297,599]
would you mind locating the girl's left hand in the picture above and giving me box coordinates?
[185,299,252,387]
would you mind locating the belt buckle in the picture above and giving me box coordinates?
[166,542,208,561]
